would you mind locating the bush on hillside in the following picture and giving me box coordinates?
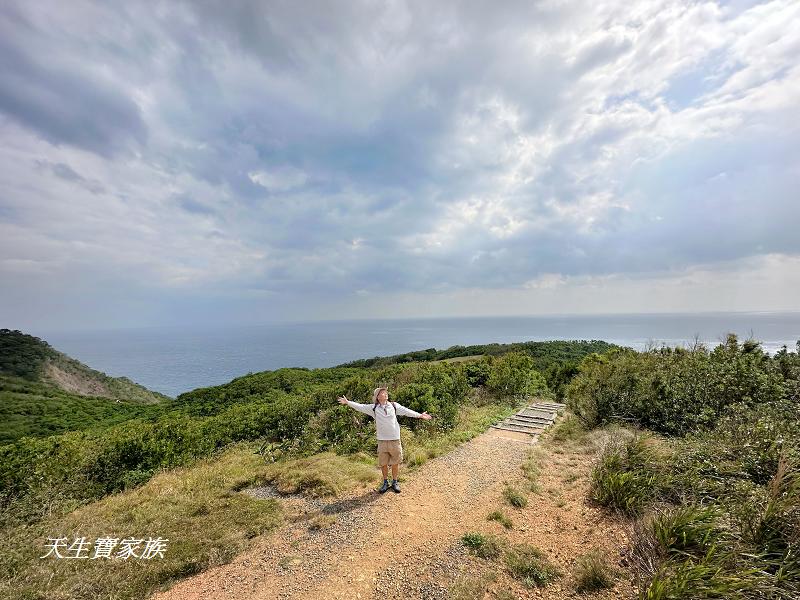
[485,351,551,400]
[463,358,492,387]
[407,362,471,407]
[393,382,455,430]
[566,335,789,436]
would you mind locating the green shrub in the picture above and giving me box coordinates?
[410,362,470,404]
[642,552,765,600]
[463,358,492,387]
[626,447,800,599]
[504,543,561,587]
[487,510,513,528]
[651,505,723,556]
[461,531,503,559]
[573,548,616,593]
[503,485,527,508]
[393,382,457,431]
[566,336,789,436]
[486,352,551,400]
[548,413,586,443]
[590,433,664,515]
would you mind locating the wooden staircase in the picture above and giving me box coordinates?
[488,400,566,443]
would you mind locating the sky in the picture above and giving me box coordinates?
[1,0,799,332]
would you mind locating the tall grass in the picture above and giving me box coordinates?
[592,433,799,599]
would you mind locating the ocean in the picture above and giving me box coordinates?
[34,311,800,398]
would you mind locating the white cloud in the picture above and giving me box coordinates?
[0,0,798,329]
[248,167,308,191]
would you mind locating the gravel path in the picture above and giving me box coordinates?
[148,426,634,600]
[148,431,531,600]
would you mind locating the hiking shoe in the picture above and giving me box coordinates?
[378,480,391,494]
[391,480,401,493]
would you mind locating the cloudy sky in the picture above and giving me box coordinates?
[1,0,798,332]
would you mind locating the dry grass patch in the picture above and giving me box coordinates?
[1,442,283,600]
[259,451,376,497]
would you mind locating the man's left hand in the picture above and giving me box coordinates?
[420,412,433,420]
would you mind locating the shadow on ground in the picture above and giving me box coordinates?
[321,490,382,515]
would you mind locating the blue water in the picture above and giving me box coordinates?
[32,312,800,398]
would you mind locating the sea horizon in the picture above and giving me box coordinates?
[27,310,800,398]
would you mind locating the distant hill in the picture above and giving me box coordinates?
[334,339,619,368]
[0,328,170,403]
[0,328,171,444]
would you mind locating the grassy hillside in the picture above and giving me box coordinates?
[0,329,171,444]
[4,330,797,599]
[0,339,576,600]
[0,376,160,445]
[565,335,800,599]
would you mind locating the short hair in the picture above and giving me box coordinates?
[372,386,389,403]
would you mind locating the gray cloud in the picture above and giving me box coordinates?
[0,6,147,157]
[0,0,799,330]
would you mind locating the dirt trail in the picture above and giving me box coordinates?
[149,429,634,600]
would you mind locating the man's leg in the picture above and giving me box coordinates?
[381,465,389,479]
[378,442,392,492]
[391,464,399,480]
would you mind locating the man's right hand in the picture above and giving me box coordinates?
[337,395,348,404]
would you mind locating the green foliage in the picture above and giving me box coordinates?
[593,430,800,598]
[573,548,617,593]
[0,390,315,525]
[567,335,791,436]
[773,341,800,403]
[487,510,513,528]
[504,543,561,587]
[337,339,618,370]
[547,413,586,443]
[590,432,663,515]
[0,375,160,445]
[0,329,51,380]
[409,362,471,409]
[642,554,766,600]
[0,338,613,534]
[393,383,446,428]
[649,505,725,557]
[173,367,364,416]
[461,531,503,559]
[486,351,551,400]
[463,358,492,387]
[502,485,528,508]
[568,335,800,599]
[0,330,171,443]
[543,360,580,399]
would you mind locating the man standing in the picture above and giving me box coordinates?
[337,386,433,493]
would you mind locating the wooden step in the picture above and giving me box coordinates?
[493,422,546,434]
[502,418,549,429]
[502,415,549,426]
[518,409,556,420]
[490,424,542,436]
[489,400,564,441]
[508,414,552,424]
[523,403,559,412]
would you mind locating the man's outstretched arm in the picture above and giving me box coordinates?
[337,395,374,416]
[394,402,433,420]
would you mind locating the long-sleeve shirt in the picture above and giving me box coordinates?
[345,400,423,440]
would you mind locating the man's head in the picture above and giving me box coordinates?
[373,387,389,404]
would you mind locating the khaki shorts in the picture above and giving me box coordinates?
[377,439,403,467]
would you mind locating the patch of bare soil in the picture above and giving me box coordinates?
[148,428,634,600]
[42,359,113,398]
